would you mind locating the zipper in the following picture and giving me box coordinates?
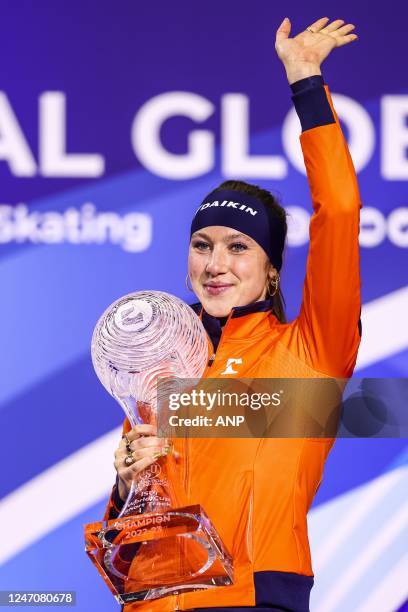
[174,431,190,611]
[206,309,234,368]
[208,352,216,366]
[175,421,190,610]
[175,310,234,611]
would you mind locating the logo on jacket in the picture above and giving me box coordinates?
[220,358,243,375]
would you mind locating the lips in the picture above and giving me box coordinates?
[204,283,233,296]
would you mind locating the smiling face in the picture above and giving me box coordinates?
[188,226,277,318]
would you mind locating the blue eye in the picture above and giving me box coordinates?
[192,240,210,250]
[230,243,248,252]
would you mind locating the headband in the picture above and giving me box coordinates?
[190,189,285,271]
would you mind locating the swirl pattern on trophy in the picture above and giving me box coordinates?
[91,291,209,420]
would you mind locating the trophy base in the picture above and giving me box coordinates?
[84,504,234,603]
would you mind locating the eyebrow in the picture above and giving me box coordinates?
[191,231,251,243]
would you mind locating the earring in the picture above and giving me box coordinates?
[185,273,194,292]
[267,273,280,297]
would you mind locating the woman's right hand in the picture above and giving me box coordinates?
[114,424,171,501]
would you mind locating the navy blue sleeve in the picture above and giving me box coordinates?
[108,474,149,519]
[290,75,336,132]
[107,474,125,519]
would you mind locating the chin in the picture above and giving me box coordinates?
[205,306,231,318]
[200,297,233,318]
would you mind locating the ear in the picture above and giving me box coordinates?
[267,264,278,281]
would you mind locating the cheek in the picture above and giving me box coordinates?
[188,251,203,278]
[234,254,268,291]
[234,255,262,280]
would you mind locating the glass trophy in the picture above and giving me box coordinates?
[84,291,233,604]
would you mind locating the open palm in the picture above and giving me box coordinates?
[275,17,358,69]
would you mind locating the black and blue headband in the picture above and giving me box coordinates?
[190,188,285,271]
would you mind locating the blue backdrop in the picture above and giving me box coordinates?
[0,2,407,611]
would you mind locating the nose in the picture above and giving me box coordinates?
[205,246,228,276]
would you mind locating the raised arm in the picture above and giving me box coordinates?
[276,18,362,377]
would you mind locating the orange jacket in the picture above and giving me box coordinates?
[103,83,362,611]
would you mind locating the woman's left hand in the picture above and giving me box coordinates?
[275,17,358,84]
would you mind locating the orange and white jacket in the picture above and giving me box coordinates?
[103,79,362,612]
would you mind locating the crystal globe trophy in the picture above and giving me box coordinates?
[84,291,233,604]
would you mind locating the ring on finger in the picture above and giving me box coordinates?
[123,433,141,452]
[124,451,135,466]
[123,433,131,446]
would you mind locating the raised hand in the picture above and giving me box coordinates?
[275,17,358,84]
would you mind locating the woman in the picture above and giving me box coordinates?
[105,16,362,612]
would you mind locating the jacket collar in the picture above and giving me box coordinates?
[189,298,279,351]
[190,297,276,319]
